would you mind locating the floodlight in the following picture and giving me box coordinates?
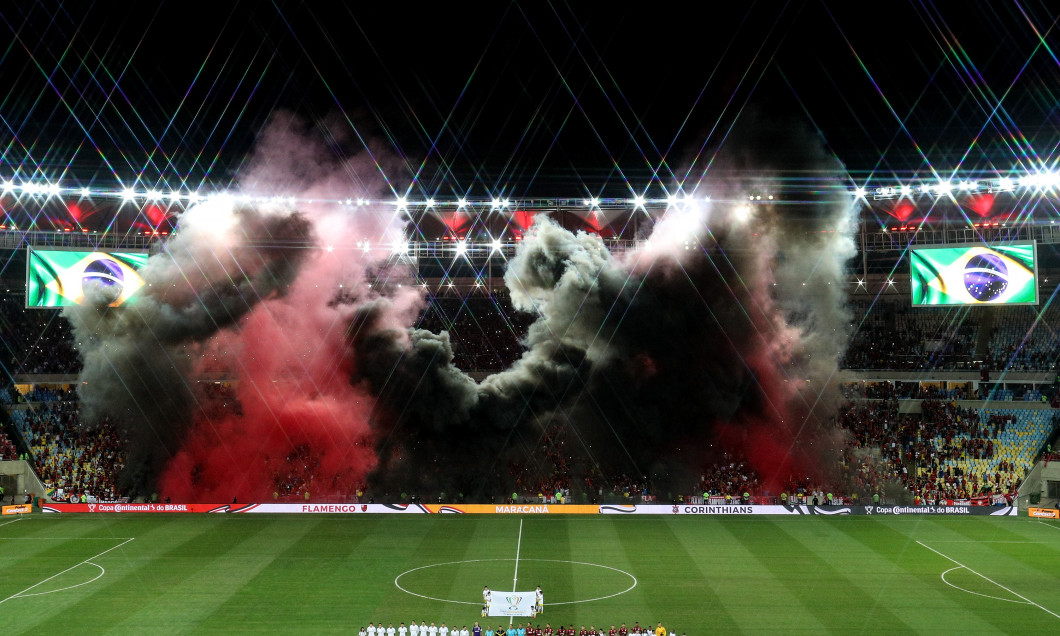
[457,198,468,208]
[733,205,752,223]
[47,183,61,196]
[1,181,13,191]
[395,196,407,208]
[854,187,867,198]
[589,197,600,207]
[122,188,137,201]
[899,184,912,196]
[455,241,468,256]
[632,195,646,208]
[997,177,1014,191]
[491,239,503,252]
[80,187,91,197]
[491,198,502,209]
[426,198,435,207]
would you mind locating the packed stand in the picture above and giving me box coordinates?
[0,297,82,375]
[835,397,1056,503]
[0,428,17,460]
[698,454,761,501]
[415,292,534,371]
[6,398,129,502]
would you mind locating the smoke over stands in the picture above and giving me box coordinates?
[69,113,856,501]
[69,113,407,499]
[355,118,857,499]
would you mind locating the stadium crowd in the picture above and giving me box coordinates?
[415,293,534,371]
[835,398,1032,502]
[0,282,1056,507]
[0,428,17,460]
[8,398,128,502]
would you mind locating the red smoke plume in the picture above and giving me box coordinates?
[157,243,391,501]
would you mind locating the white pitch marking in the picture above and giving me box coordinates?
[510,519,523,626]
[17,562,105,597]
[393,557,637,606]
[512,519,523,591]
[0,517,24,528]
[0,537,133,605]
[918,540,1060,620]
[1038,520,1060,531]
[940,567,1028,604]
[0,537,133,540]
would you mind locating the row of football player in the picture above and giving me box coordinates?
[358,622,683,636]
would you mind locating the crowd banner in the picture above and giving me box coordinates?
[2,504,32,515]
[41,502,1020,516]
[487,590,537,617]
[1028,507,1060,519]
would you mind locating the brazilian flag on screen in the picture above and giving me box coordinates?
[26,248,151,307]
[910,242,1037,306]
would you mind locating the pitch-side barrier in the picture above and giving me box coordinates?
[39,502,1019,516]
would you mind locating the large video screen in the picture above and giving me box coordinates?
[26,248,151,308]
[910,242,1038,306]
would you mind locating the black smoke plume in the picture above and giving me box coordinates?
[66,202,313,493]
[353,116,858,499]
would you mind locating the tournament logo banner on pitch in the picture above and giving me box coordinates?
[487,590,537,617]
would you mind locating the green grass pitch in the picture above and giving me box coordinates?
[2,513,1058,634]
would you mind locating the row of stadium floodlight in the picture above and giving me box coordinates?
[4,173,1060,206]
[858,172,1060,200]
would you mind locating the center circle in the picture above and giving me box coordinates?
[394,558,637,606]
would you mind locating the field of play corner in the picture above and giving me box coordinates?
[2,513,1059,634]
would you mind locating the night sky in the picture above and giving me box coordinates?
[2,1,1059,196]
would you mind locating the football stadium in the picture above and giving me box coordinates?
[3,3,1060,634]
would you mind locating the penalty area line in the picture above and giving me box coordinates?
[917,540,1060,620]
[0,537,134,605]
